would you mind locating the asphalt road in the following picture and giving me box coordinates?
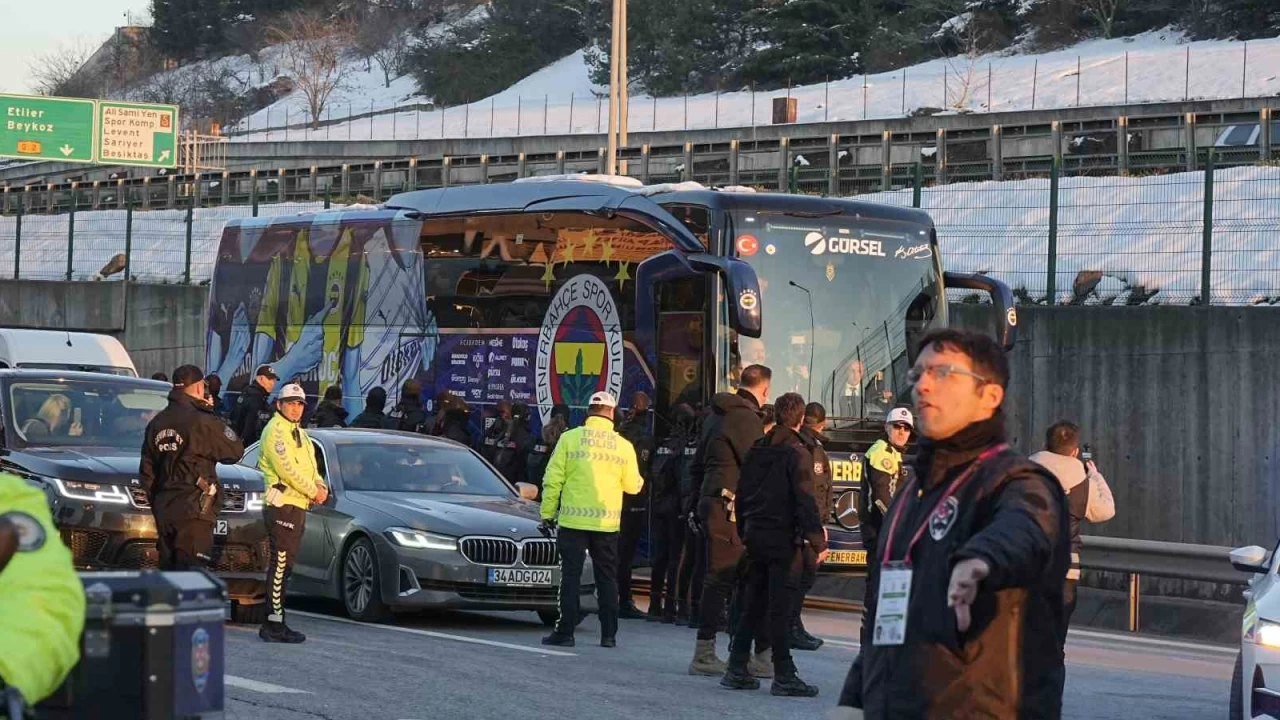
[221,599,1235,720]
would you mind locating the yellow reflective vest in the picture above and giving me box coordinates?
[540,416,644,532]
[0,472,85,704]
[259,413,324,510]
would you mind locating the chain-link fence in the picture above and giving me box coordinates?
[221,40,1280,142]
[1,161,1278,304]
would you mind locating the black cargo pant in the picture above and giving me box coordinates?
[791,544,818,626]
[265,505,306,625]
[675,520,705,617]
[696,496,766,652]
[617,503,647,608]
[648,507,684,615]
[729,546,802,671]
[556,527,619,639]
[156,514,215,571]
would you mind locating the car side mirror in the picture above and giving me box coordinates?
[515,482,539,501]
[1230,545,1269,574]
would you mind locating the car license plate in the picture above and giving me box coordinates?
[214,520,229,536]
[488,568,553,587]
[827,550,867,565]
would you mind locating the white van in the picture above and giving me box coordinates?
[0,329,138,377]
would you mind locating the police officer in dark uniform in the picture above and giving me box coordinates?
[647,403,695,622]
[793,402,833,651]
[481,401,513,462]
[141,365,245,571]
[615,392,655,620]
[492,403,535,485]
[389,379,429,434]
[230,364,278,446]
[526,404,570,497]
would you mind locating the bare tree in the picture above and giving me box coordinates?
[268,12,356,128]
[925,2,1002,111]
[1081,0,1124,39]
[369,11,412,88]
[28,42,97,97]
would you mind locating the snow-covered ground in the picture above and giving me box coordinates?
[220,30,1280,142]
[2,168,1277,305]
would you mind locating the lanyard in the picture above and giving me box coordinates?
[880,443,1008,566]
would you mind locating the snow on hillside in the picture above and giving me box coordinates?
[2,168,1277,305]
[224,30,1280,142]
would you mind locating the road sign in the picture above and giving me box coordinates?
[0,93,96,164]
[98,101,179,168]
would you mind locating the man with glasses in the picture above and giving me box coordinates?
[835,329,1069,720]
[859,407,915,558]
[257,383,328,644]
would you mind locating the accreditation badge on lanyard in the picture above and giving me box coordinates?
[872,443,1008,647]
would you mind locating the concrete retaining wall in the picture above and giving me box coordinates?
[952,304,1280,549]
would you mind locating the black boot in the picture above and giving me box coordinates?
[661,602,677,624]
[541,631,575,647]
[719,659,761,690]
[619,601,645,620]
[259,621,304,644]
[771,661,819,697]
[796,617,824,648]
[789,622,822,651]
[646,596,663,622]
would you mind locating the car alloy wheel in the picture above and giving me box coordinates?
[342,537,389,622]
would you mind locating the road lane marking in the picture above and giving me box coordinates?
[226,675,312,694]
[288,610,578,657]
[820,638,861,649]
[817,630,1236,657]
[1066,628,1238,656]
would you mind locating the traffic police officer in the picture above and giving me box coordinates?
[230,364,278,446]
[0,472,85,711]
[258,383,328,643]
[141,364,245,571]
[859,406,914,556]
[539,391,644,648]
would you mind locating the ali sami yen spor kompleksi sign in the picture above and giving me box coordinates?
[0,93,178,168]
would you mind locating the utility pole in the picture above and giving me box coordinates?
[618,0,629,175]
[606,0,621,175]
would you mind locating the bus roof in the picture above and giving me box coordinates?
[642,187,936,226]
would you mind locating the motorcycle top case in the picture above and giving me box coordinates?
[37,570,228,720]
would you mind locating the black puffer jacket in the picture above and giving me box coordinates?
[838,416,1070,720]
[309,401,348,428]
[735,426,827,559]
[695,390,764,498]
[798,425,833,524]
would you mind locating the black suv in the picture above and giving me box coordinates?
[0,370,269,622]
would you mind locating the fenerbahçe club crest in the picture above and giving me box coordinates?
[535,274,624,425]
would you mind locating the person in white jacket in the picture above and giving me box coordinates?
[1030,421,1116,635]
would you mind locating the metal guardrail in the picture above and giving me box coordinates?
[635,535,1248,634]
[1081,534,1250,633]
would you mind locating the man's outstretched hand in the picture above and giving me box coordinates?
[947,557,991,632]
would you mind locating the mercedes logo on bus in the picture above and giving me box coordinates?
[834,490,860,531]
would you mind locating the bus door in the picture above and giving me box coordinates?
[634,252,710,441]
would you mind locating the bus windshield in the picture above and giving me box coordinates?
[731,209,942,420]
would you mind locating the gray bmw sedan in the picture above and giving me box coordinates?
[238,428,594,624]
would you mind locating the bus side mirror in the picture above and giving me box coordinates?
[687,254,762,339]
[943,272,1017,352]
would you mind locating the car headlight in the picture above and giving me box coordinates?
[246,492,264,511]
[387,528,458,551]
[52,479,130,505]
[1250,619,1280,648]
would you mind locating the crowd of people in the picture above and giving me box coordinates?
[0,326,1116,716]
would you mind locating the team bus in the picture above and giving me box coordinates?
[205,176,1015,570]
